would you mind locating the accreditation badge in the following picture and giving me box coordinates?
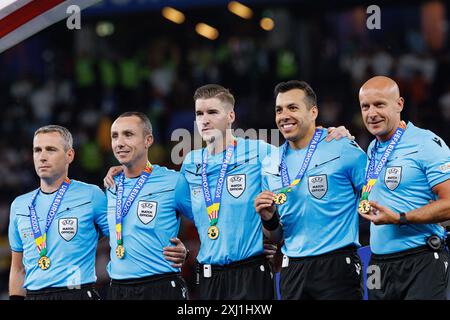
[358,200,371,215]
[207,226,219,240]
[38,256,51,270]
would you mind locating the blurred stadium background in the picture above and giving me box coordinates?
[0,0,449,299]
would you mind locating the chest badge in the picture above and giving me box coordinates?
[384,166,402,191]
[58,218,78,241]
[137,201,157,224]
[308,175,328,199]
[227,174,246,198]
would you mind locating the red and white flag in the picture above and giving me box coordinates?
[0,0,100,53]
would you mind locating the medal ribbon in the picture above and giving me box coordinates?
[278,128,323,193]
[201,139,237,226]
[360,121,406,202]
[28,178,71,257]
[115,162,153,246]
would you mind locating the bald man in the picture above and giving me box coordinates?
[358,76,450,300]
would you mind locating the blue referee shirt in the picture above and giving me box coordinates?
[106,165,189,279]
[262,129,367,257]
[8,180,109,290]
[176,137,273,265]
[368,122,449,254]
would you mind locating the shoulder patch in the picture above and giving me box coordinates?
[439,162,450,173]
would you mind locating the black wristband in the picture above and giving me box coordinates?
[9,295,25,300]
[262,213,280,231]
[398,212,408,226]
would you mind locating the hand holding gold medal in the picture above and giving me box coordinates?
[272,187,291,206]
[273,193,287,205]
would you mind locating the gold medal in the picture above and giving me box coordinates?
[116,245,125,259]
[358,200,371,214]
[274,193,287,205]
[38,256,51,270]
[207,226,219,240]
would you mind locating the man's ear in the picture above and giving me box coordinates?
[396,97,404,114]
[228,110,235,127]
[145,134,154,149]
[67,148,75,165]
[311,105,318,121]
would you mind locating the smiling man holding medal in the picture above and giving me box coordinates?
[254,80,367,300]
[357,76,450,300]
[105,112,189,300]
[8,125,109,300]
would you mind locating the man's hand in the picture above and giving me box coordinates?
[358,201,400,225]
[263,241,277,259]
[254,191,276,221]
[103,166,123,189]
[163,238,188,268]
[326,126,355,141]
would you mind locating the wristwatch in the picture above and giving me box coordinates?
[398,212,408,226]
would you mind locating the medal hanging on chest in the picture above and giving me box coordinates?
[275,128,323,205]
[201,140,237,240]
[115,163,153,258]
[358,121,406,214]
[28,178,71,270]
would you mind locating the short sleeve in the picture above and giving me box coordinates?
[91,186,109,237]
[174,173,194,221]
[8,199,23,252]
[341,139,368,192]
[418,134,450,188]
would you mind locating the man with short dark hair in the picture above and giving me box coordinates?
[255,80,367,300]
[105,112,190,300]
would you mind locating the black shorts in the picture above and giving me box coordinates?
[368,245,449,300]
[108,272,188,300]
[26,282,101,300]
[196,254,274,300]
[280,245,363,300]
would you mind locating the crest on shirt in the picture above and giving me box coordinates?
[192,186,202,198]
[227,174,246,198]
[137,201,157,225]
[308,174,328,199]
[58,218,78,241]
[384,166,402,191]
